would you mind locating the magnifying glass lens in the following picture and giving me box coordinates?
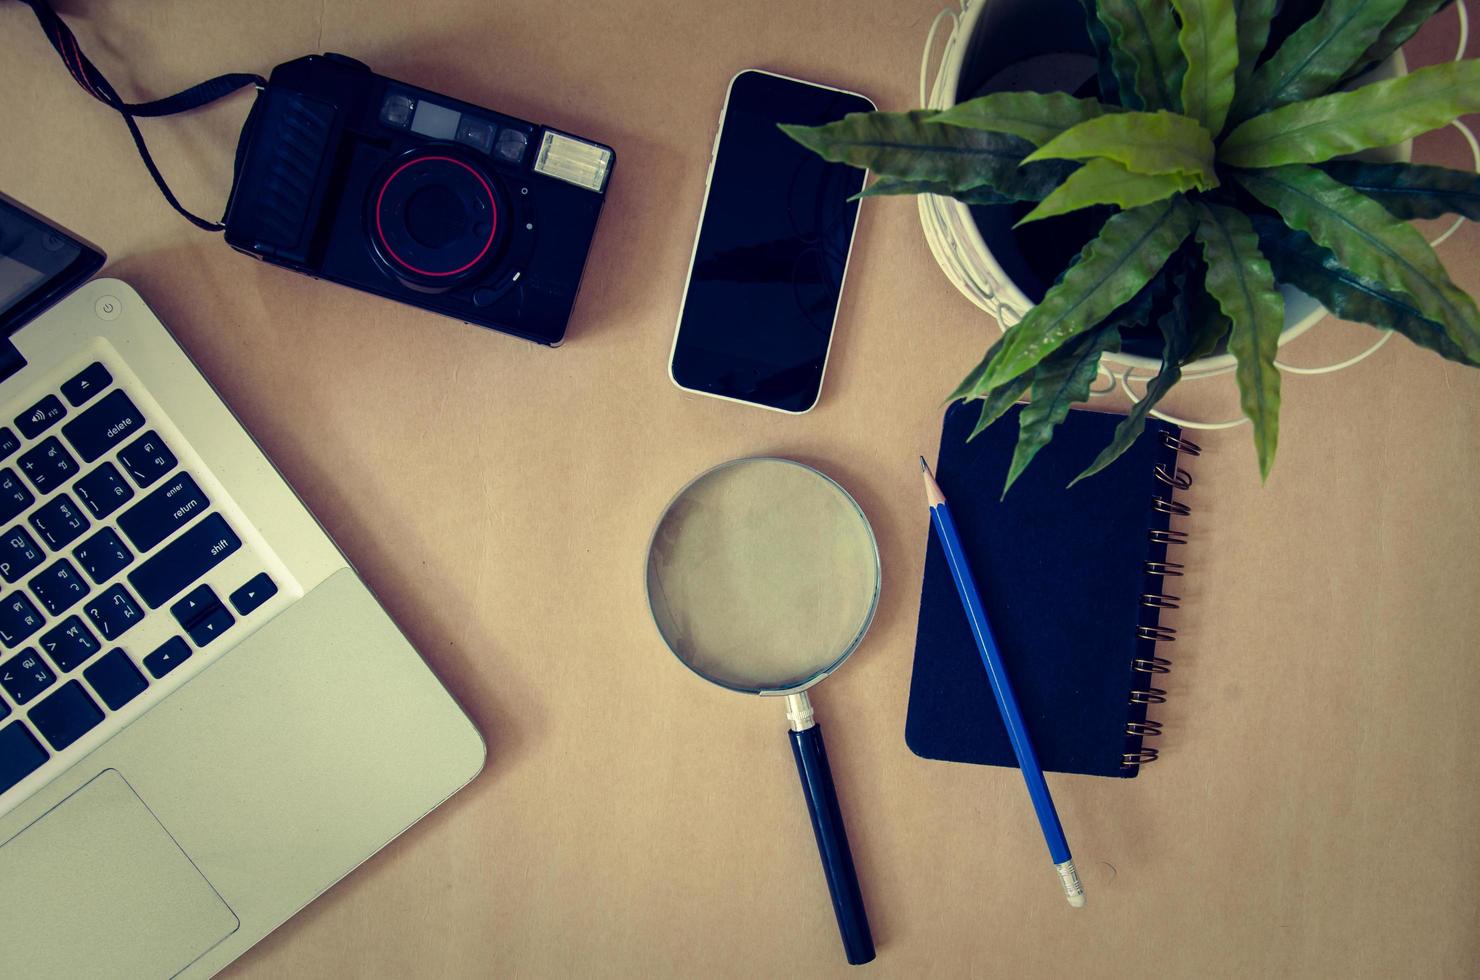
[646,459,879,693]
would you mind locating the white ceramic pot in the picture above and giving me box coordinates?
[917,0,1409,379]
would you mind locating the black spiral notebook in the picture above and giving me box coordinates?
[905,402,1196,778]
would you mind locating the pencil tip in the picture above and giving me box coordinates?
[920,458,945,507]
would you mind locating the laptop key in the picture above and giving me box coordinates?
[39,615,101,672]
[170,584,219,627]
[186,604,234,647]
[15,394,67,439]
[28,679,104,751]
[229,573,277,615]
[118,431,176,488]
[128,514,241,608]
[0,468,35,525]
[143,636,191,679]
[84,649,148,711]
[0,527,44,583]
[18,437,79,495]
[72,528,134,585]
[0,592,45,647]
[0,696,7,722]
[29,494,90,550]
[118,472,208,552]
[0,427,18,461]
[61,362,112,407]
[85,585,144,641]
[29,559,90,617]
[0,722,48,795]
[61,389,146,463]
[74,462,135,519]
[1,649,55,704]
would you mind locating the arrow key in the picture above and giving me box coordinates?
[186,604,234,647]
[170,584,219,628]
[229,573,277,616]
[143,636,191,679]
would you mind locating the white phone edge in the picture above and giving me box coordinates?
[666,67,875,416]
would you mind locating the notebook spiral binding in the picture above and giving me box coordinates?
[1123,431,1198,771]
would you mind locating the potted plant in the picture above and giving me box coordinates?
[784,0,1480,491]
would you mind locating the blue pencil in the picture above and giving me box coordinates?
[920,457,1085,908]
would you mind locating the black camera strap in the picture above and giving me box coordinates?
[18,0,265,231]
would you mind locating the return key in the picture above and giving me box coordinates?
[117,472,209,552]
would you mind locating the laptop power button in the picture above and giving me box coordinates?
[94,296,121,321]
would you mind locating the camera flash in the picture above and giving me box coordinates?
[534,132,611,193]
[380,92,416,129]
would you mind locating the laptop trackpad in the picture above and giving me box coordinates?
[0,769,238,979]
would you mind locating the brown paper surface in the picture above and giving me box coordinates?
[2,2,1477,976]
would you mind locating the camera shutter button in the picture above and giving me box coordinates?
[323,52,369,71]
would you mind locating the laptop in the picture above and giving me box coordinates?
[0,193,486,978]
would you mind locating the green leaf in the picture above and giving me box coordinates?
[1004,324,1123,494]
[1234,0,1278,107]
[953,277,1154,410]
[930,92,1117,146]
[1250,212,1480,365]
[1264,0,1328,54]
[1184,276,1234,362]
[948,332,1009,403]
[779,111,1074,200]
[1070,261,1197,485]
[1172,0,1239,135]
[1220,59,1480,167]
[1234,0,1408,120]
[1016,159,1198,226]
[853,177,1016,206]
[1023,111,1218,188]
[1238,165,1480,361]
[1194,203,1285,480]
[1317,161,1480,220]
[977,198,1196,391]
[969,373,1035,438]
[1076,0,1124,106]
[1096,0,1188,111]
[1095,254,1180,339]
[1342,0,1456,84]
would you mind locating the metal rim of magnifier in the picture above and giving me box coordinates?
[644,456,882,698]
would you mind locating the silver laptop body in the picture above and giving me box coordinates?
[0,200,485,978]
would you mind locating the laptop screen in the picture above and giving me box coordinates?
[0,193,105,337]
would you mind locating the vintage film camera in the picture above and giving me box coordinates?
[224,54,614,345]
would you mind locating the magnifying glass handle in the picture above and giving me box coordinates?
[786,695,875,966]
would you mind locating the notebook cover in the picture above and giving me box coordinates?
[905,402,1184,778]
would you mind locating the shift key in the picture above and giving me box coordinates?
[61,390,145,462]
[127,514,241,608]
[117,473,209,552]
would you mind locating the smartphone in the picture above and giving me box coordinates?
[669,69,874,414]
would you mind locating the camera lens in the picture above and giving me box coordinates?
[368,149,503,288]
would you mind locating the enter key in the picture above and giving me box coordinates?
[116,473,209,552]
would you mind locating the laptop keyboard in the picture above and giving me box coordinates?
[0,354,290,809]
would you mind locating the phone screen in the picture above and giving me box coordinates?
[671,71,872,413]
[0,195,104,335]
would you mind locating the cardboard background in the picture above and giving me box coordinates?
[2,1,1477,975]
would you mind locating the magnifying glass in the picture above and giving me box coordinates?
[645,457,880,965]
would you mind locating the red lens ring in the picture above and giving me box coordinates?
[373,154,498,277]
